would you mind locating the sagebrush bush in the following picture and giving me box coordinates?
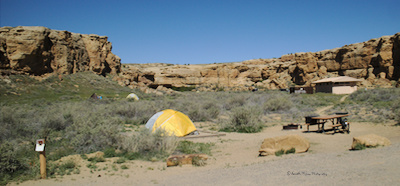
[176,140,214,155]
[0,142,26,180]
[264,94,293,112]
[392,98,400,123]
[332,88,400,123]
[219,106,264,133]
[118,128,179,159]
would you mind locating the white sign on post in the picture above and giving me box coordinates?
[35,139,45,152]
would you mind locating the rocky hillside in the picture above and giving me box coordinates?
[1,26,399,91]
[115,32,400,91]
[0,26,121,76]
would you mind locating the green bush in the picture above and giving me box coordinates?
[275,149,285,156]
[274,148,296,156]
[392,98,400,124]
[115,157,127,164]
[352,143,367,150]
[285,148,296,154]
[87,156,105,163]
[264,94,293,112]
[176,140,214,155]
[0,142,27,183]
[219,106,264,133]
[118,128,179,160]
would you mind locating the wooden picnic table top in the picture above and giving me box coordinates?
[311,114,350,120]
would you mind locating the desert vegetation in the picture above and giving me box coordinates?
[1,72,399,184]
[330,88,400,123]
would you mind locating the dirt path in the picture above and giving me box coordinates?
[11,121,400,186]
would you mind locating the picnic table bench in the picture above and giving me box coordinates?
[304,114,350,134]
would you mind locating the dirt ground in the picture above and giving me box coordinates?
[10,120,400,186]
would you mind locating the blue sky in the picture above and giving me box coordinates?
[1,0,399,64]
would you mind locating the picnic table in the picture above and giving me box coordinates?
[304,114,350,134]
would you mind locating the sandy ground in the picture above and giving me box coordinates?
[10,120,400,186]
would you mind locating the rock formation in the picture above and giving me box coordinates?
[259,134,310,156]
[0,26,121,76]
[1,26,398,91]
[116,32,400,91]
[351,134,391,149]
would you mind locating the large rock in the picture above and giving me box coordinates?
[259,134,310,156]
[0,26,121,76]
[166,154,208,167]
[351,134,391,149]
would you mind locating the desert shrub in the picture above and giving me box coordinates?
[55,160,77,176]
[264,95,293,112]
[331,88,400,123]
[392,98,400,124]
[186,105,207,122]
[192,156,207,166]
[112,101,157,125]
[219,106,264,133]
[275,149,285,156]
[0,142,27,183]
[103,148,118,158]
[285,148,296,154]
[202,102,220,119]
[65,110,121,153]
[352,143,367,150]
[87,156,105,163]
[349,88,400,106]
[115,157,127,164]
[223,94,247,110]
[118,128,179,160]
[47,146,75,161]
[274,148,295,156]
[175,140,214,155]
[0,142,39,185]
[293,93,342,108]
[123,152,141,160]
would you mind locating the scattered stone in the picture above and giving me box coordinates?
[166,154,208,167]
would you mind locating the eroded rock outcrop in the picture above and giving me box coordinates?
[117,32,400,91]
[1,26,398,91]
[0,26,121,76]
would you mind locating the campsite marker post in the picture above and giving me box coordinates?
[35,139,46,179]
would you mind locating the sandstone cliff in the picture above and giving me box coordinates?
[0,26,121,76]
[116,32,400,91]
[1,26,398,91]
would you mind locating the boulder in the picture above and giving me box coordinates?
[166,154,208,167]
[351,134,391,149]
[259,134,310,156]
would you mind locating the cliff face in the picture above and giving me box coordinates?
[1,26,398,90]
[116,33,400,90]
[0,26,121,76]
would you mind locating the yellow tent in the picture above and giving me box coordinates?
[145,109,197,137]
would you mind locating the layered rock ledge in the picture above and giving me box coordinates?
[116,32,400,91]
[0,26,121,76]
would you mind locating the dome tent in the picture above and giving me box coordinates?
[145,109,197,137]
[126,93,139,101]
